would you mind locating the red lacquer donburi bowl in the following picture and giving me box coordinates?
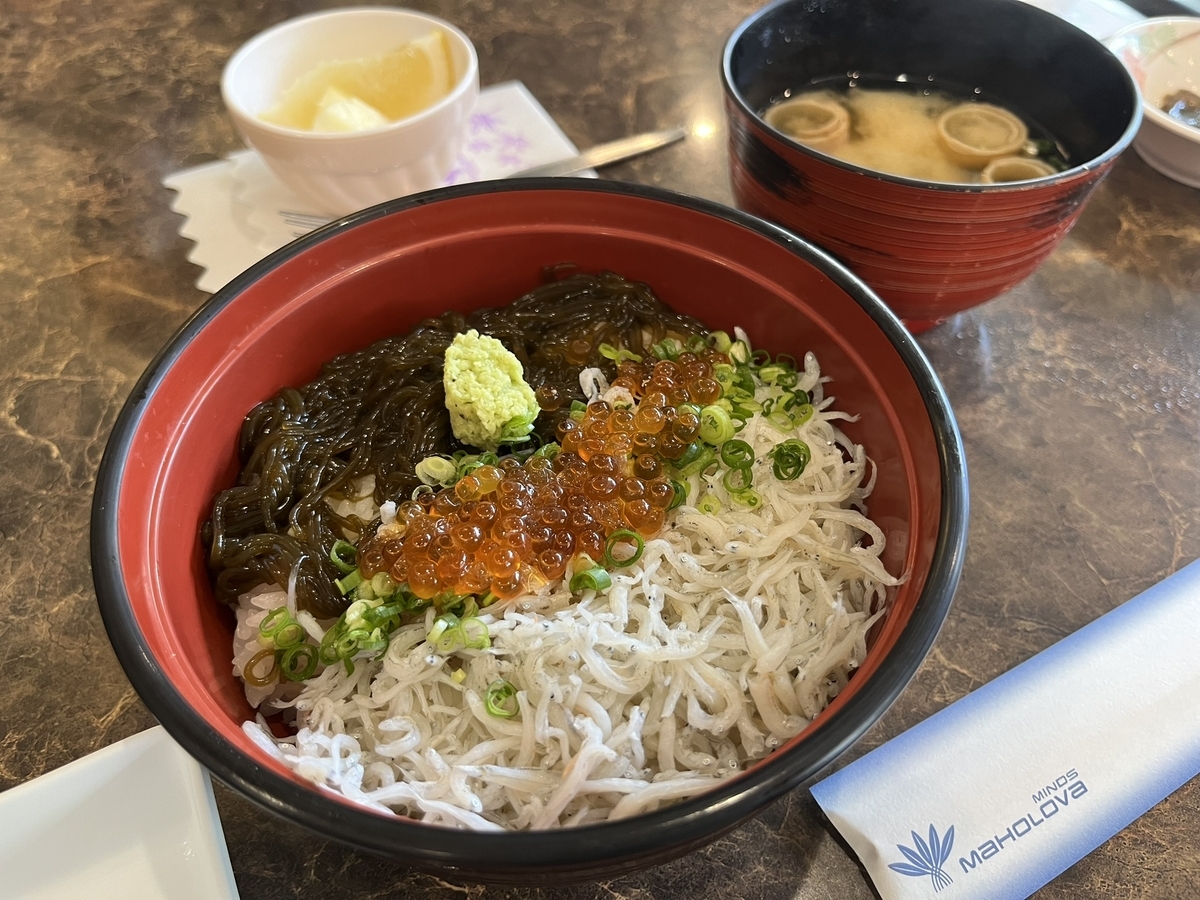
[91,180,967,882]
[723,0,1142,332]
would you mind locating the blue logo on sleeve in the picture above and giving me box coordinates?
[888,824,955,892]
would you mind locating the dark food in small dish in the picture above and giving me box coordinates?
[1161,89,1200,129]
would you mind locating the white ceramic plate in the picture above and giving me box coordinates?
[0,727,239,899]
[1110,18,1200,189]
[1017,0,1143,41]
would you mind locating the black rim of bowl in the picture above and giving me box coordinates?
[721,0,1144,193]
[91,178,968,874]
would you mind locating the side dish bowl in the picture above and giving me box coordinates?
[723,0,1142,332]
[221,7,479,216]
[92,180,967,882]
[1109,17,1200,189]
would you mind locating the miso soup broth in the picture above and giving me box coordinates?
[762,82,1067,184]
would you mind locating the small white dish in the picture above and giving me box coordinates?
[1109,17,1200,189]
[0,727,239,900]
[221,7,480,216]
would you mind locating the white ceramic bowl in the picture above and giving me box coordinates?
[221,7,479,215]
[1109,17,1200,189]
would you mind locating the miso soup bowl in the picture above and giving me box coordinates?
[723,0,1142,332]
[92,180,968,883]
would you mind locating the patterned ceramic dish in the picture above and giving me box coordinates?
[1109,17,1200,189]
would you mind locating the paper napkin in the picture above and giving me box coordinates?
[164,81,590,293]
[812,558,1200,900]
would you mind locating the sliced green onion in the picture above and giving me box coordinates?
[428,613,460,645]
[479,591,500,608]
[415,455,457,485]
[279,644,318,682]
[431,593,457,613]
[676,447,715,479]
[370,572,396,597]
[454,453,481,479]
[729,399,762,419]
[258,607,292,640]
[669,480,688,510]
[758,364,789,385]
[766,410,796,432]
[729,340,751,364]
[698,493,722,515]
[243,648,278,687]
[485,679,520,718]
[569,566,612,593]
[792,402,815,427]
[460,616,491,650]
[365,602,405,625]
[500,412,537,444]
[675,441,704,469]
[356,629,388,654]
[698,405,735,444]
[604,529,645,569]
[329,540,358,574]
[274,621,306,650]
[685,335,708,353]
[709,331,732,353]
[766,361,797,382]
[720,439,755,469]
[599,342,643,363]
[433,628,464,654]
[652,338,681,360]
[731,489,764,509]
[455,451,503,480]
[318,630,341,666]
[335,629,368,659]
[335,569,363,596]
[569,400,587,420]
[770,439,811,481]
[722,465,753,493]
[748,348,771,368]
[712,364,737,392]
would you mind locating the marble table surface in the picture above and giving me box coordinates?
[1,0,1198,897]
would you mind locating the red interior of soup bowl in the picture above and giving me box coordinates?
[92,180,967,882]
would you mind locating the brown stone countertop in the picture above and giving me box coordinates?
[1,0,1198,897]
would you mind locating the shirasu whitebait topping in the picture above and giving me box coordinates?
[233,333,901,829]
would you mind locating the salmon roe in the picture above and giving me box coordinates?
[358,348,730,603]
